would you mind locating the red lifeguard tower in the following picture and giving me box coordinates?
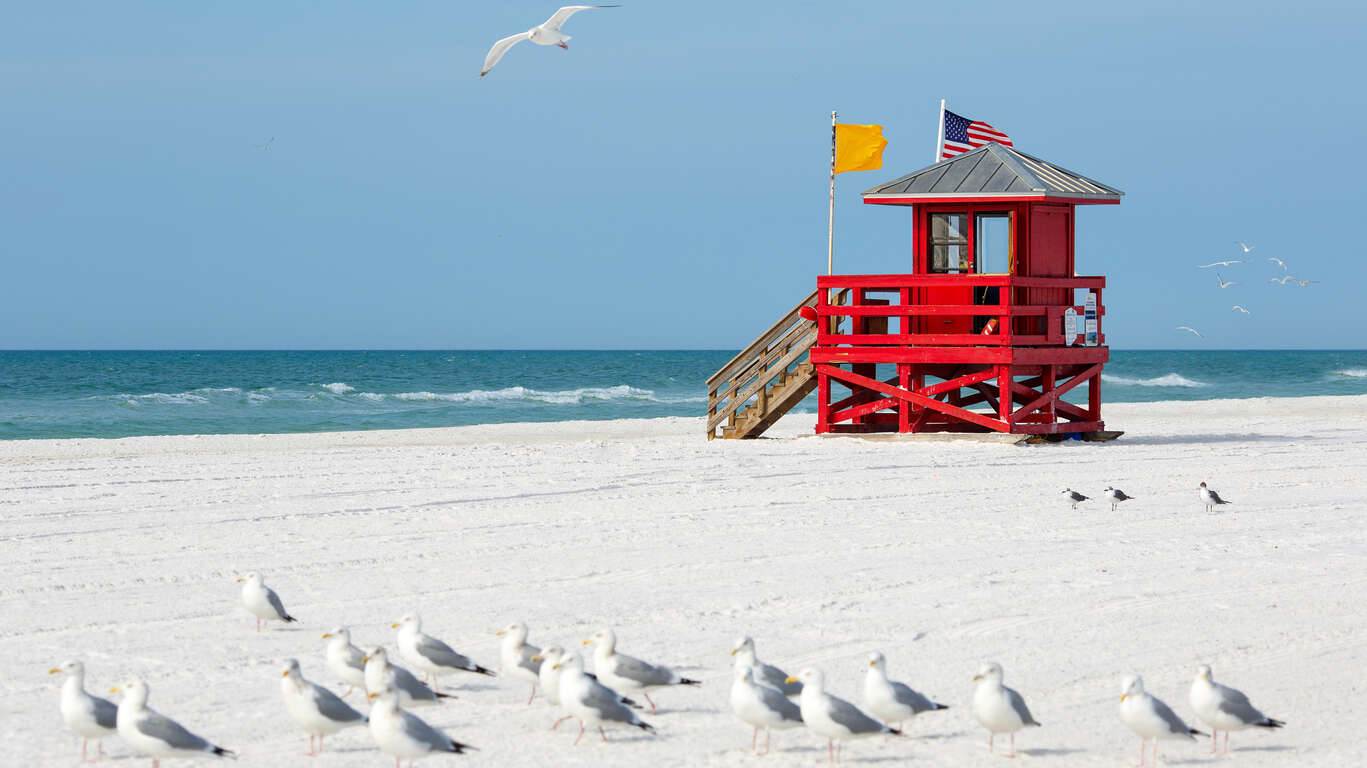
[707,142,1122,440]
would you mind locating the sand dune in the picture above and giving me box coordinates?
[4,395,1365,765]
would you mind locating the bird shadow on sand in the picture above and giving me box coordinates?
[910,730,971,741]
[1018,747,1086,757]
[648,706,722,716]
[444,683,499,693]
[1166,745,1295,763]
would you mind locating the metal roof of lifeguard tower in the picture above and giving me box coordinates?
[862,142,1123,204]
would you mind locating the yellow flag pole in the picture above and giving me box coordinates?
[828,110,836,275]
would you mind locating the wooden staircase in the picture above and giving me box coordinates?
[706,289,845,440]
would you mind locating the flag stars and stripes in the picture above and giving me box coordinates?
[942,109,1012,159]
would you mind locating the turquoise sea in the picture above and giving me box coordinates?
[1,350,1365,440]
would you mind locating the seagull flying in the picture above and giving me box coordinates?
[1267,257,1286,270]
[1294,279,1319,287]
[480,5,619,77]
[1234,241,1255,253]
[1197,260,1246,268]
[256,137,273,151]
[1216,273,1239,289]
[1231,305,1251,314]
[1176,326,1204,339]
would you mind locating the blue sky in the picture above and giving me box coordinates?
[2,1,1364,349]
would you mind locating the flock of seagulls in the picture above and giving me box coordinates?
[1178,241,1317,339]
[49,574,1286,765]
[1060,481,1228,513]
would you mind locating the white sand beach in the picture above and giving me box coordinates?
[4,395,1366,766]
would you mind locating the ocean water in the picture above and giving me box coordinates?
[1,350,1364,440]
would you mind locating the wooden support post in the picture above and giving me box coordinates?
[816,370,831,434]
[998,365,1012,426]
[898,363,911,433]
[1042,364,1056,424]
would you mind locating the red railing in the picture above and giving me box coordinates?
[814,274,1105,348]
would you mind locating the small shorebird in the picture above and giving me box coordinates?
[1061,488,1090,509]
[1216,273,1239,289]
[480,5,619,77]
[1267,257,1287,270]
[1175,326,1204,339]
[1189,665,1283,754]
[1197,259,1245,268]
[1199,482,1231,512]
[1103,486,1133,511]
[1231,305,1251,314]
[1234,241,1255,253]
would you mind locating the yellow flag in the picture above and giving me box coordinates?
[834,123,888,174]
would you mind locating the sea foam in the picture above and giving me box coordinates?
[1101,373,1208,388]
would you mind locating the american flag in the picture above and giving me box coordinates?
[940,109,1012,159]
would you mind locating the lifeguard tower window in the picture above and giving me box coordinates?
[929,213,968,273]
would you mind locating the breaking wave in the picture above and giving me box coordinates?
[321,382,355,394]
[1331,368,1367,378]
[361,385,704,406]
[1101,373,1209,388]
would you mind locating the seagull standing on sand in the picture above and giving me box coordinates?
[789,667,899,763]
[1176,326,1204,339]
[554,651,655,745]
[863,651,949,731]
[731,636,801,696]
[1189,665,1284,754]
[731,665,803,755]
[1103,486,1134,511]
[280,659,367,756]
[111,679,235,767]
[363,647,453,708]
[237,571,296,632]
[585,628,700,714]
[531,647,577,730]
[50,660,117,762]
[479,5,620,77]
[1119,674,1205,767]
[1199,482,1232,512]
[533,646,641,730]
[368,685,474,763]
[1061,488,1090,509]
[497,621,542,704]
[322,627,367,698]
[972,662,1040,757]
[394,614,495,692]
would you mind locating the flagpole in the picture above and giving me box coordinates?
[828,110,837,275]
[934,98,946,163]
